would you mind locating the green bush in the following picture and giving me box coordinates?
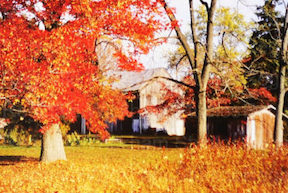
[4,126,32,146]
[65,131,81,146]
[64,132,100,146]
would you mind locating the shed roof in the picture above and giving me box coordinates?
[111,68,171,92]
[187,105,287,118]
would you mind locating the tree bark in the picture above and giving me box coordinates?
[163,0,217,144]
[275,3,288,147]
[197,0,216,144]
[275,65,286,147]
[40,123,67,162]
[197,89,207,144]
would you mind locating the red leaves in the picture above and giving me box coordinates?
[126,91,136,102]
[114,52,144,71]
[183,76,234,109]
[0,0,165,138]
[249,87,277,103]
[154,76,278,116]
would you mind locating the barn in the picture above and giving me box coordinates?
[108,68,185,136]
[185,105,288,149]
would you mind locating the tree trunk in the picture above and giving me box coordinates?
[40,123,67,162]
[162,0,216,145]
[275,3,288,147]
[275,65,286,147]
[197,89,207,144]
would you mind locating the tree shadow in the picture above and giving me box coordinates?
[0,156,38,166]
[116,136,195,148]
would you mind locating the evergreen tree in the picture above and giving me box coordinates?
[247,0,284,92]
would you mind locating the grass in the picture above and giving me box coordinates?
[0,144,288,192]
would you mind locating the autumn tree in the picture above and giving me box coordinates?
[168,6,250,94]
[159,0,255,144]
[0,0,164,161]
[158,0,217,144]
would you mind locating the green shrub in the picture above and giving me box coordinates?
[65,131,81,146]
[64,132,100,146]
[4,126,32,146]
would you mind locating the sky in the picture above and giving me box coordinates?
[142,0,287,69]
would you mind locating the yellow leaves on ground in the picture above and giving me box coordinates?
[0,144,288,192]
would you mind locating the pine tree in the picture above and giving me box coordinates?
[247,0,284,92]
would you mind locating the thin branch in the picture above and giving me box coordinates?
[10,108,28,113]
[261,7,282,41]
[175,55,187,70]
[221,31,229,58]
[154,76,196,89]
[201,0,217,87]
[189,0,199,70]
[95,40,121,51]
[162,0,196,72]
[199,0,209,12]
[122,75,196,91]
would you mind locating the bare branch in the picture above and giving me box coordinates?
[221,31,229,58]
[199,0,209,12]
[154,76,196,90]
[201,0,217,88]
[95,40,121,51]
[189,0,199,70]
[10,108,28,113]
[265,11,282,41]
[174,55,187,70]
[162,0,196,71]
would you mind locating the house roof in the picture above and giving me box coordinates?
[187,105,288,118]
[111,68,171,92]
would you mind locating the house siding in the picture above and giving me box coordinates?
[186,106,279,149]
[108,68,185,136]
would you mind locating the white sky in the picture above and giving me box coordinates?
[142,0,287,69]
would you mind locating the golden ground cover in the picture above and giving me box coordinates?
[0,144,287,193]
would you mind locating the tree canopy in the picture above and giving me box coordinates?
[0,0,165,139]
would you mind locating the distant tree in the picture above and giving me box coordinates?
[246,0,284,92]
[160,1,253,144]
[245,0,287,146]
[168,6,250,94]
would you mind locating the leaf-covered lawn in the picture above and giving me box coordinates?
[0,144,288,192]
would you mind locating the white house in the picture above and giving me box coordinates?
[108,68,185,136]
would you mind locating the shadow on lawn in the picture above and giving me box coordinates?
[114,136,196,148]
[0,156,38,166]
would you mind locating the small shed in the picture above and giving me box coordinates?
[186,105,287,149]
[109,68,185,136]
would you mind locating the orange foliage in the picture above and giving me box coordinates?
[142,76,278,119]
[248,87,277,103]
[182,76,277,112]
[0,144,287,192]
[0,0,165,138]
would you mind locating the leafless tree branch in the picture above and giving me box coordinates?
[199,0,209,12]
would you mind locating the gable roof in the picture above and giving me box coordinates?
[188,105,288,119]
[111,68,171,92]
